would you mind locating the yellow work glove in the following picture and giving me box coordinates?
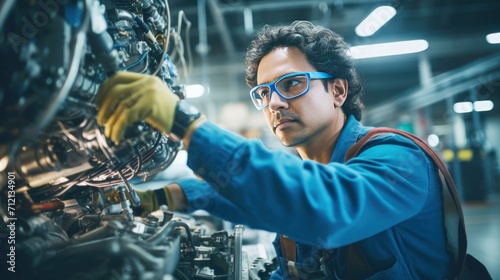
[106,187,176,217]
[95,71,179,144]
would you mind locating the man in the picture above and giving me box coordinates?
[96,21,453,279]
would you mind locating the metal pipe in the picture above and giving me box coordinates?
[0,0,16,31]
[233,225,245,280]
[207,0,235,54]
[446,97,463,199]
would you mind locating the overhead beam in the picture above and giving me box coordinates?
[217,0,388,13]
[363,52,500,125]
[207,0,236,54]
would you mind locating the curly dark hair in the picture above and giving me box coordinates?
[245,20,364,121]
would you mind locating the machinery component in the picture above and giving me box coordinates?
[249,258,279,280]
[0,1,275,279]
[0,0,184,193]
[234,225,245,280]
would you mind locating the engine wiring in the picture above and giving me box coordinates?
[153,0,172,76]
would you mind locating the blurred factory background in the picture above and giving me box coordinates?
[162,0,500,278]
[170,0,500,194]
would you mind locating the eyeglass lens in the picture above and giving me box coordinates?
[253,74,309,108]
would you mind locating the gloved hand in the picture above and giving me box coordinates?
[106,187,176,217]
[95,71,179,144]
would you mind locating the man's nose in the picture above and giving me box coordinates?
[268,90,289,112]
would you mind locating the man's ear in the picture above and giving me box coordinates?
[329,78,348,108]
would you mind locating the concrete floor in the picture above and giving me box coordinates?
[463,194,500,280]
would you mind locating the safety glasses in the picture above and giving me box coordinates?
[249,71,334,110]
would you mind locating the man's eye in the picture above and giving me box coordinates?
[287,79,300,87]
[259,89,270,98]
[282,79,301,91]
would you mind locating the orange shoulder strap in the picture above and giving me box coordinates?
[279,235,297,262]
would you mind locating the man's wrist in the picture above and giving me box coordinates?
[163,184,189,212]
[171,100,202,139]
[182,115,206,149]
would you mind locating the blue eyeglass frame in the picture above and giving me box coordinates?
[249,71,334,110]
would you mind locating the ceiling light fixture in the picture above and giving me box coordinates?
[349,40,429,59]
[486,32,500,44]
[453,100,494,113]
[355,6,397,37]
[473,100,494,112]
[453,102,473,113]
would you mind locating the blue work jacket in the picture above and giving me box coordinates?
[178,115,450,279]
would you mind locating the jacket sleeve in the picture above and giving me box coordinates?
[186,122,434,248]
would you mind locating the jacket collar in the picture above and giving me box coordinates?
[329,115,369,163]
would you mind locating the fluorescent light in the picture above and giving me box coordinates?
[486,32,500,44]
[349,40,428,59]
[427,134,440,147]
[355,6,397,37]
[185,84,206,98]
[474,100,494,112]
[454,102,473,113]
[453,100,494,113]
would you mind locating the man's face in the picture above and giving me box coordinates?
[257,47,338,147]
